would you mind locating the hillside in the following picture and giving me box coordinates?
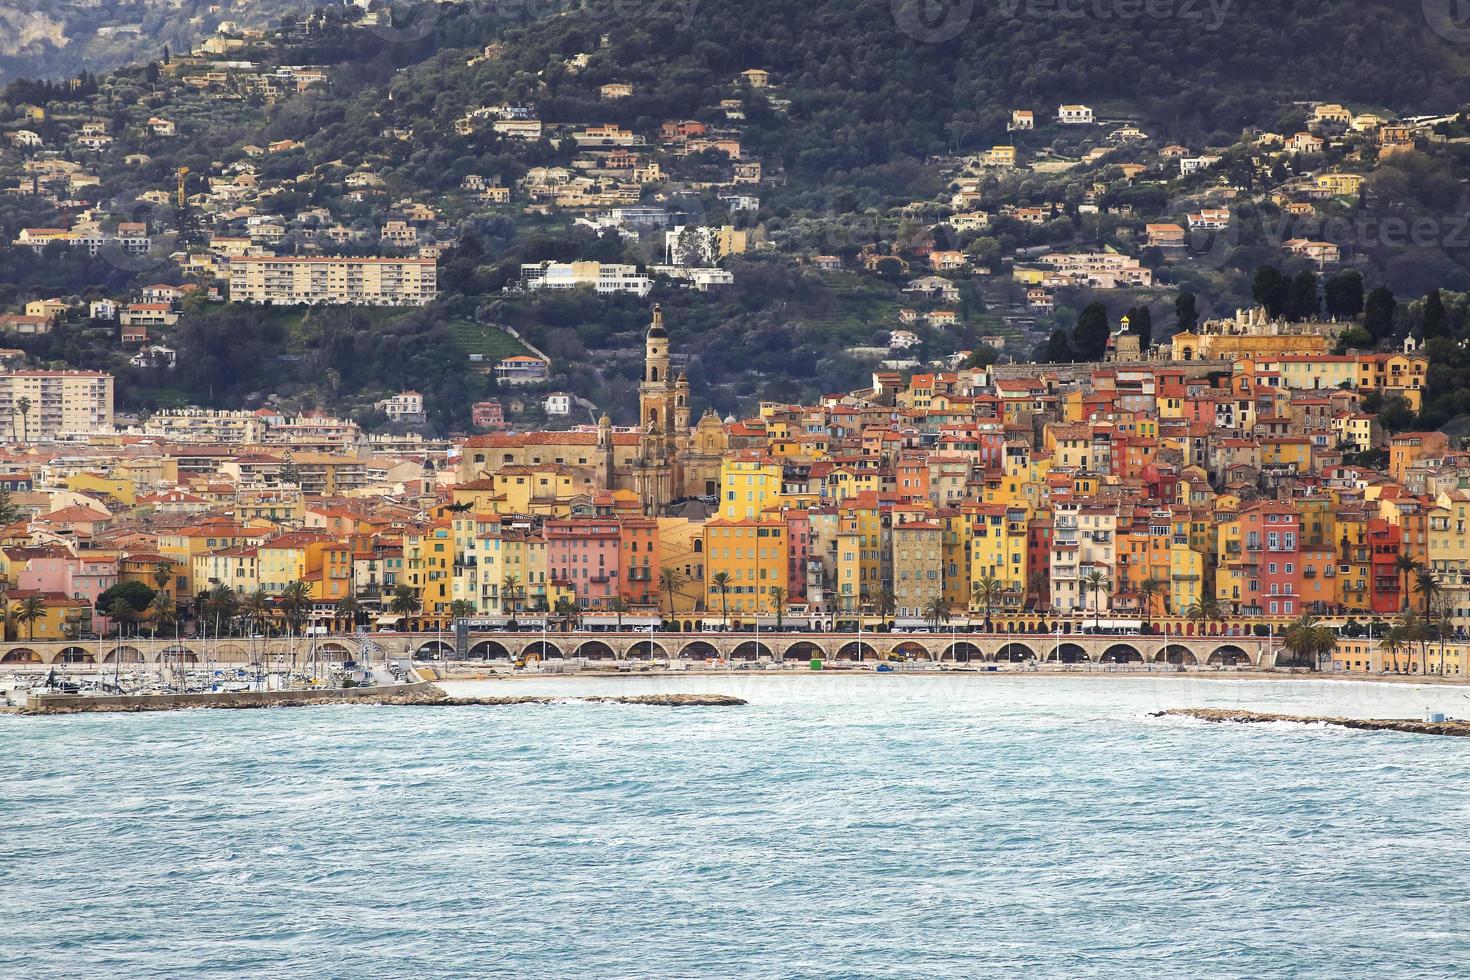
[3,0,1470,433]
[0,0,318,86]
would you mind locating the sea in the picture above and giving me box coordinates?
[3,674,1469,978]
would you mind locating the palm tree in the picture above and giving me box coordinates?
[709,571,732,627]
[448,599,475,623]
[14,395,31,443]
[1282,613,1336,670]
[1414,569,1442,620]
[1379,624,1406,675]
[874,588,898,627]
[201,585,238,636]
[923,595,951,630]
[1432,596,1454,676]
[241,588,272,634]
[554,596,581,629]
[148,591,175,637]
[658,566,684,620]
[1137,578,1165,634]
[152,559,175,594]
[279,580,313,634]
[500,574,522,619]
[14,594,45,641]
[1082,570,1109,629]
[389,584,422,619]
[335,594,363,631]
[1399,611,1433,676]
[107,597,135,638]
[767,585,788,629]
[972,575,1004,632]
[608,595,629,631]
[1184,593,1222,636]
[1394,553,1422,613]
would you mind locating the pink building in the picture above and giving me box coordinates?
[784,511,810,600]
[18,550,118,634]
[545,519,622,609]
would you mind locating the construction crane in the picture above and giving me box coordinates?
[176,166,189,208]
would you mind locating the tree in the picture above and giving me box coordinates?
[874,588,898,624]
[1365,286,1397,342]
[500,574,522,618]
[389,584,422,618]
[1042,329,1074,363]
[279,451,301,486]
[1379,624,1406,675]
[336,594,363,629]
[764,585,786,629]
[0,488,20,527]
[972,575,1003,632]
[95,581,156,620]
[1323,270,1364,319]
[1174,292,1198,333]
[554,596,581,629]
[279,580,313,633]
[658,566,684,619]
[1251,265,1289,318]
[1288,269,1319,321]
[1282,614,1335,670]
[14,395,31,443]
[1128,305,1153,350]
[152,559,175,593]
[1422,288,1449,339]
[608,595,629,631]
[13,594,46,641]
[449,599,475,622]
[709,571,732,626]
[1414,568,1442,620]
[200,585,238,635]
[923,596,951,630]
[148,591,176,637]
[1137,578,1165,633]
[242,589,272,634]
[1398,611,1433,676]
[1185,594,1223,636]
[107,597,135,638]
[1394,553,1422,613]
[1073,301,1110,360]
[1082,570,1109,629]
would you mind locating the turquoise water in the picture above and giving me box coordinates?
[4,675,1470,978]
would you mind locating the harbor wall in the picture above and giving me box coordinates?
[20,680,441,714]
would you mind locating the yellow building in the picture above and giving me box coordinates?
[405,523,453,625]
[65,473,135,506]
[719,452,783,520]
[702,519,788,620]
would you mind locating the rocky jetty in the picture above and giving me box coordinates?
[1156,707,1470,737]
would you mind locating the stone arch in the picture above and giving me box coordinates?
[627,640,668,660]
[215,643,249,663]
[525,640,564,660]
[57,646,94,664]
[835,640,876,661]
[1100,643,1143,664]
[2,647,41,664]
[103,645,144,664]
[469,639,511,660]
[160,645,198,664]
[889,640,932,661]
[1047,642,1090,664]
[1155,644,1198,665]
[415,640,453,659]
[1210,644,1252,666]
[732,640,773,660]
[783,640,823,661]
[575,640,615,660]
[995,642,1037,662]
[318,641,352,660]
[944,640,983,663]
[679,640,718,660]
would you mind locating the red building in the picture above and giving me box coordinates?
[1368,518,1403,614]
[545,519,621,609]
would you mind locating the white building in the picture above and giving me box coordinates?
[375,390,425,420]
[0,370,115,441]
[1058,104,1094,125]
[518,261,652,297]
[543,392,572,416]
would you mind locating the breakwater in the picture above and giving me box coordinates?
[1157,707,1470,737]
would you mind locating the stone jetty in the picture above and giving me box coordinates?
[1157,707,1470,738]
